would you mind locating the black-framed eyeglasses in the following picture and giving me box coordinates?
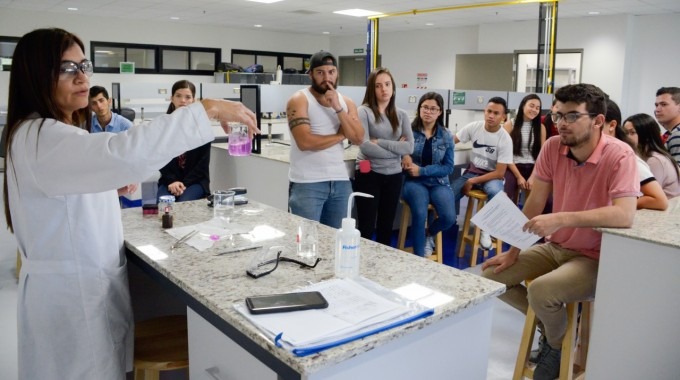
[549,112,597,124]
[420,106,441,113]
[246,249,322,279]
[59,59,94,79]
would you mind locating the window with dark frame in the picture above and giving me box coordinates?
[91,41,219,75]
[0,36,20,72]
[231,49,310,73]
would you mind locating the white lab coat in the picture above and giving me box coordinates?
[6,103,214,379]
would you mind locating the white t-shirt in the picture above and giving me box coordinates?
[636,156,654,184]
[456,120,513,172]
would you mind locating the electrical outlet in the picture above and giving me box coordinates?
[408,96,417,103]
[233,87,240,94]
[158,89,167,94]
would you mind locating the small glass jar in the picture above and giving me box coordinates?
[158,195,175,218]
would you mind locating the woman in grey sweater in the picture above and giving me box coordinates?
[354,68,414,245]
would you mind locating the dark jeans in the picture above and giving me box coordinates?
[157,183,206,202]
[354,171,404,246]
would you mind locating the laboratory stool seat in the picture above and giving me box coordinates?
[134,315,189,380]
[397,200,443,263]
[457,189,502,267]
[513,285,592,380]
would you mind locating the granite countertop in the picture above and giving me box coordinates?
[597,197,680,250]
[122,200,504,376]
[212,142,359,164]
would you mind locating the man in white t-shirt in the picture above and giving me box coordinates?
[453,97,513,248]
[285,51,364,228]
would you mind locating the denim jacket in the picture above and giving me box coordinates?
[407,123,454,186]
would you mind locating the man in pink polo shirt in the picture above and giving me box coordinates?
[481,84,639,380]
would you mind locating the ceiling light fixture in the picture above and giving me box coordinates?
[425,23,435,26]
[247,0,284,4]
[588,11,600,15]
[322,31,330,34]
[67,7,78,11]
[170,17,180,20]
[333,9,384,17]
[254,24,263,28]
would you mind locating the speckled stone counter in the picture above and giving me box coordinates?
[122,200,504,379]
[597,197,680,249]
[588,197,680,379]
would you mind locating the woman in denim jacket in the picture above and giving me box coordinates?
[401,92,455,257]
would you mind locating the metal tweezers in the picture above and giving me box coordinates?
[171,230,198,249]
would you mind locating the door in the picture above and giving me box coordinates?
[339,55,382,86]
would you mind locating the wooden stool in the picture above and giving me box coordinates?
[134,315,189,380]
[16,250,22,279]
[457,189,502,266]
[397,200,443,263]
[513,291,592,380]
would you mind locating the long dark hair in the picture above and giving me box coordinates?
[4,28,90,232]
[625,113,680,180]
[510,94,543,160]
[362,68,399,133]
[411,92,444,133]
[166,80,196,114]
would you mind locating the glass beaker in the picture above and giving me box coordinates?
[228,123,252,156]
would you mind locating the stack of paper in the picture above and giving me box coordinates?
[234,277,434,356]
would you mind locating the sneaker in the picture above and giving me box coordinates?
[424,236,435,257]
[529,332,546,364]
[534,341,561,380]
[480,230,492,250]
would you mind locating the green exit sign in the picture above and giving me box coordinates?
[354,48,364,54]
[452,92,466,105]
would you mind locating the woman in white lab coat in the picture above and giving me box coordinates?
[2,28,257,379]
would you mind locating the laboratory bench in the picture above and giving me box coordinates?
[587,197,680,379]
[208,140,472,211]
[122,199,504,379]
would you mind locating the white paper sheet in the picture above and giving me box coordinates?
[470,192,541,250]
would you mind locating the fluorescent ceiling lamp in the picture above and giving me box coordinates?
[247,0,284,3]
[254,24,263,27]
[334,9,383,17]
[67,7,78,11]
[170,17,180,20]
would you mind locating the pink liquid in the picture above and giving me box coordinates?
[228,138,252,156]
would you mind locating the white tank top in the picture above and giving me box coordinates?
[289,88,349,182]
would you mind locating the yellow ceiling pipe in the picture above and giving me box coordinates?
[368,0,559,19]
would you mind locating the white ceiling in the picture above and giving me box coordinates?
[1,0,679,37]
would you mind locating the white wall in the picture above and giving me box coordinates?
[331,25,479,90]
[621,14,680,116]
[0,8,330,108]
[332,13,680,120]
[1,8,679,121]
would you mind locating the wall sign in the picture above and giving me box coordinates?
[119,62,135,74]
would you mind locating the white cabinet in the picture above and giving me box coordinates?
[187,307,277,380]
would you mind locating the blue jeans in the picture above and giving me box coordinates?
[288,181,352,229]
[157,184,206,202]
[401,180,456,257]
[451,172,505,214]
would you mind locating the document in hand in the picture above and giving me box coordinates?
[470,192,541,250]
[234,277,434,356]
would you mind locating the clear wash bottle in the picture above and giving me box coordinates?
[335,192,373,278]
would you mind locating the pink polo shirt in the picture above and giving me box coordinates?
[533,134,639,259]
